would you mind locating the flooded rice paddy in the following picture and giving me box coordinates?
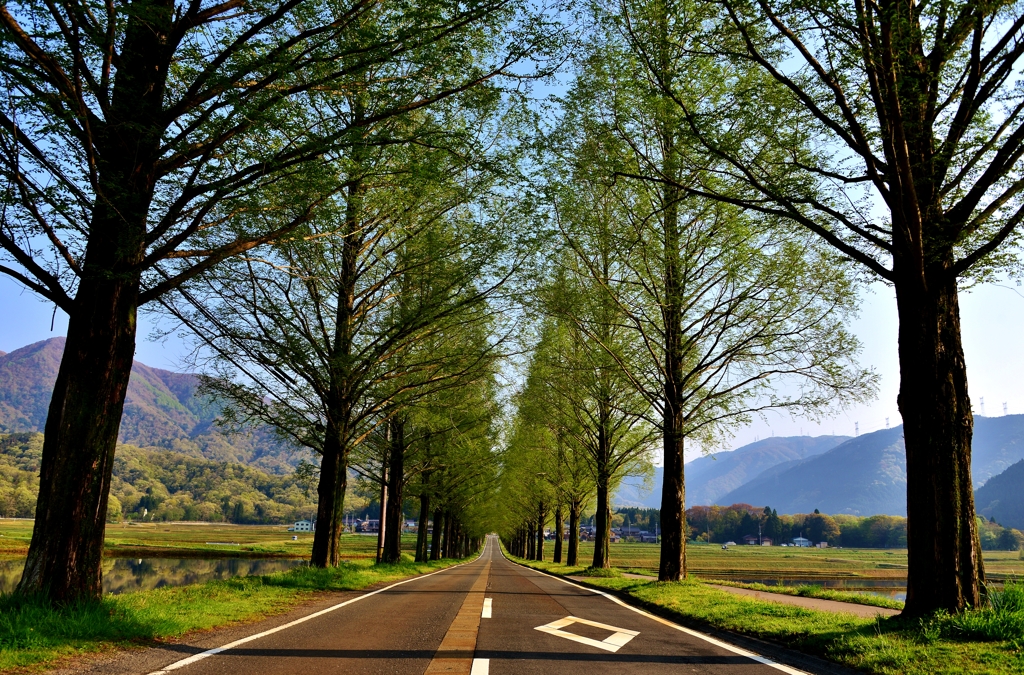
[725,576,908,601]
[0,556,307,595]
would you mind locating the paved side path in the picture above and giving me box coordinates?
[611,572,899,618]
[705,584,900,618]
[56,536,852,674]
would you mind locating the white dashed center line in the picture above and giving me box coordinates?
[482,597,493,618]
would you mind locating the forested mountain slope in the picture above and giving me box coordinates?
[0,338,301,473]
[0,433,316,522]
[975,459,1024,530]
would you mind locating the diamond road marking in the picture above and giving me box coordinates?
[534,616,639,653]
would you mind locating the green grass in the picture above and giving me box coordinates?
[509,551,1024,675]
[0,520,417,559]
[706,579,905,610]
[0,555,467,673]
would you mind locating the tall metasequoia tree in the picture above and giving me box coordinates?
[550,9,874,580]
[0,0,552,601]
[623,0,1024,613]
[169,109,520,568]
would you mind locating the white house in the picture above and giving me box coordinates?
[288,520,315,532]
[792,536,811,547]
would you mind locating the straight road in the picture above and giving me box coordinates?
[116,536,818,675]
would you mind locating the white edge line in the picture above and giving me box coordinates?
[496,543,810,675]
[147,547,490,675]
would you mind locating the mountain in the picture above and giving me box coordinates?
[0,338,301,473]
[719,416,1024,516]
[613,435,849,509]
[0,432,316,522]
[976,459,1024,530]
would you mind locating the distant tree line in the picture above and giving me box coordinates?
[0,433,318,524]
[686,504,1024,552]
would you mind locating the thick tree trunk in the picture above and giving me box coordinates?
[382,419,405,564]
[16,1,172,604]
[415,489,431,562]
[17,276,141,602]
[430,508,444,560]
[658,409,686,580]
[567,501,581,566]
[553,505,564,563]
[310,424,349,567]
[896,272,984,615]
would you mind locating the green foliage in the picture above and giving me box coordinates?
[0,433,317,524]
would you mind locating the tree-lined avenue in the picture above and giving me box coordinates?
[85,536,814,675]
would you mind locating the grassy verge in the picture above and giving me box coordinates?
[705,578,904,610]
[0,555,467,673]
[508,553,1024,675]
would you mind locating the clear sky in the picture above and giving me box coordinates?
[2,273,1022,459]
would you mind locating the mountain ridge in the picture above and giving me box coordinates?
[0,338,301,473]
[718,416,1024,516]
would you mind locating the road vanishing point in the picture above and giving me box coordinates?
[74,536,828,675]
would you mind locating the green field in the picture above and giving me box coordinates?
[0,519,418,559]
[538,541,1024,583]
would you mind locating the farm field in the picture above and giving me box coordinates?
[0,519,417,559]
[537,540,1024,582]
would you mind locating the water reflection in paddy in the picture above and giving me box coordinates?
[728,577,908,601]
[0,557,307,594]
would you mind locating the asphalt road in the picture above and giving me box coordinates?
[94,535,824,675]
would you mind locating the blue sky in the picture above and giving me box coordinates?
[4,272,1022,459]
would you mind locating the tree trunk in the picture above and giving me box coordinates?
[16,276,141,602]
[592,475,611,569]
[536,502,546,562]
[415,487,431,563]
[658,407,686,580]
[527,519,536,560]
[896,271,984,615]
[375,462,388,564]
[309,141,363,568]
[430,508,444,560]
[567,501,581,566]
[653,0,687,584]
[553,504,564,564]
[442,510,453,558]
[310,423,349,567]
[382,418,405,564]
[592,414,612,569]
[16,2,172,603]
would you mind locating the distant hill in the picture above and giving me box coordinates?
[0,338,301,473]
[976,459,1024,530]
[0,432,316,522]
[613,435,849,509]
[719,416,1024,516]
